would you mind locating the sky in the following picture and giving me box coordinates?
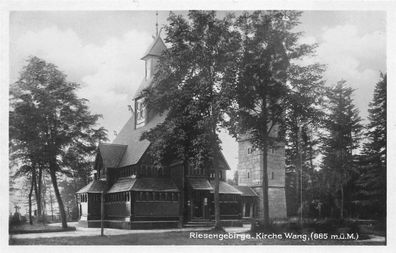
[9,10,386,178]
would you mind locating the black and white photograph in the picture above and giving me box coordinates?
[3,0,393,249]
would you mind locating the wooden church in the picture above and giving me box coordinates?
[76,34,261,229]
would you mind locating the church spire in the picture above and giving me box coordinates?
[155,11,159,37]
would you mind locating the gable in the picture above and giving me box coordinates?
[76,180,108,194]
[141,35,166,60]
[98,143,127,168]
[217,151,231,170]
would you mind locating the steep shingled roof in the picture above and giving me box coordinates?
[134,77,154,99]
[132,178,179,192]
[111,112,167,167]
[108,177,179,193]
[98,143,127,168]
[209,180,242,195]
[76,180,108,194]
[107,177,137,193]
[234,185,259,197]
[141,35,166,60]
[218,151,231,170]
[187,178,213,191]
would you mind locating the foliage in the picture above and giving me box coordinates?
[284,63,326,215]
[141,11,241,229]
[355,74,386,219]
[142,11,240,166]
[319,81,362,219]
[224,11,317,226]
[9,56,107,228]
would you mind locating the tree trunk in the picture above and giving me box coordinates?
[28,176,34,225]
[32,167,41,222]
[49,187,54,221]
[262,134,270,227]
[261,94,270,227]
[41,171,47,223]
[178,160,187,228]
[295,131,301,220]
[212,113,222,231]
[214,164,221,230]
[48,164,68,228]
[37,165,44,222]
[340,183,344,220]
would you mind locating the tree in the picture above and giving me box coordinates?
[9,90,46,222]
[10,56,107,228]
[355,74,386,219]
[320,81,362,219]
[226,11,316,227]
[284,63,326,217]
[227,170,239,185]
[141,11,241,230]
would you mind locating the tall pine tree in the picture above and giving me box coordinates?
[355,74,386,219]
[226,11,317,227]
[320,81,362,219]
[284,63,326,217]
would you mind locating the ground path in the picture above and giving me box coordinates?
[10,222,250,240]
[9,222,384,245]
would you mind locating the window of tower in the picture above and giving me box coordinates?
[145,58,152,79]
[136,98,146,128]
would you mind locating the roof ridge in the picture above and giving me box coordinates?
[100,143,127,147]
[141,35,166,60]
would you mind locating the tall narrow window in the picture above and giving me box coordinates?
[135,98,146,128]
[145,58,152,79]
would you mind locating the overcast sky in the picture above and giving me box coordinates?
[9,11,386,174]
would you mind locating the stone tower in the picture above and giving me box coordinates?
[237,134,287,219]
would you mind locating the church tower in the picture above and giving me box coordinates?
[237,132,287,219]
[133,35,166,129]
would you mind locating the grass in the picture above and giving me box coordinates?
[9,223,76,234]
[9,230,385,245]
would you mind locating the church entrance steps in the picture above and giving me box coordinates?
[184,220,214,228]
[184,219,243,228]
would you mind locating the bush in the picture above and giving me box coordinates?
[9,212,26,226]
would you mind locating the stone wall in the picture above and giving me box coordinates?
[237,136,287,219]
[251,186,287,219]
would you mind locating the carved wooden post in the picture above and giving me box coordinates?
[101,191,104,236]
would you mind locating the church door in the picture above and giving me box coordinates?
[191,190,210,220]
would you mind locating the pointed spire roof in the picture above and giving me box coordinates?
[141,35,166,60]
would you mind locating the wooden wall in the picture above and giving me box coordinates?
[134,201,179,218]
[105,202,131,219]
[88,194,101,220]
